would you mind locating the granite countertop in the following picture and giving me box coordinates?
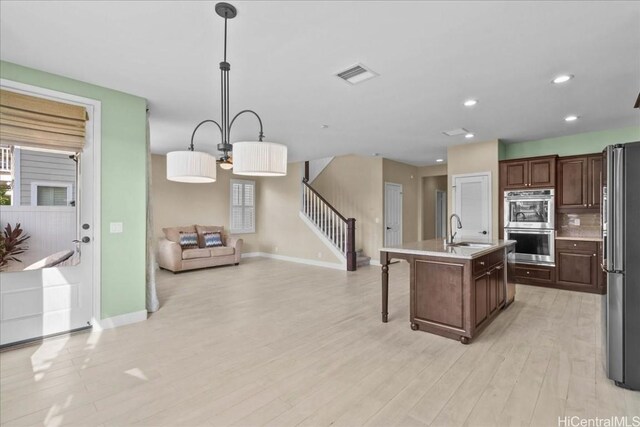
[556,235,602,242]
[380,238,516,260]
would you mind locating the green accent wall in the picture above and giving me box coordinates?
[1,61,147,319]
[501,126,640,160]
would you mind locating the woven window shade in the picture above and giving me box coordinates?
[0,89,88,153]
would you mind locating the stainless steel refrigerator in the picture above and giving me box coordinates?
[602,141,640,390]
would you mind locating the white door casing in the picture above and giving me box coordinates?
[435,190,447,239]
[0,80,101,346]
[384,182,403,246]
[452,172,492,240]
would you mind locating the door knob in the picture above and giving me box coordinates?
[82,236,90,243]
[386,227,391,230]
[82,223,90,230]
[479,231,488,235]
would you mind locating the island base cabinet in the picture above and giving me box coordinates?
[409,248,511,344]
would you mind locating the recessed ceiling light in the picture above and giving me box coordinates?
[436,159,444,163]
[463,99,478,107]
[320,124,329,129]
[564,115,579,122]
[372,152,380,156]
[552,74,574,84]
[465,133,475,139]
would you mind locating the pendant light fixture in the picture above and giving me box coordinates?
[166,2,287,182]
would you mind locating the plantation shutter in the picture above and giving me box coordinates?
[230,179,255,233]
[0,89,88,153]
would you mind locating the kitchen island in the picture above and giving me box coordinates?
[380,239,516,344]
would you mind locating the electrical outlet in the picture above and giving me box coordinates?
[318,252,322,258]
[110,222,123,233]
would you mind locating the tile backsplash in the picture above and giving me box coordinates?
[557,212,601,238]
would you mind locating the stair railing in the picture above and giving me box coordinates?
[301,178,357,271]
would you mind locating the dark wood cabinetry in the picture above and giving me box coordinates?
[514,263,555,284]
[555,239,600,292]
[381,244,514,344]
[500,156,557,190]
[557,154,602,210]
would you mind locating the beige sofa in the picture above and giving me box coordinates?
[157,225,243,273]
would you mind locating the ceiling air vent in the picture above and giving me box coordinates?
[336,63,378,85]
[443,128,469,137]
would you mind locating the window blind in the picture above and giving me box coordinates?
[0,89,88,153]
[230,179,255,233]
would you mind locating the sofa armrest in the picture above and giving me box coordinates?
[157,238,182,272]
[227,237,243,264]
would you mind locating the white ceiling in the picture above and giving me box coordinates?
[1,1,639,165]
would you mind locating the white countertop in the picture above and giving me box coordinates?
[380,239,516,260]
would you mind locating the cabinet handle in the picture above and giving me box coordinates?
[479,261,485,265]
[486,271,492,276]
[526,271,530,274]
[584,204,587,207]
[593,253,596,256]
[574,244,577,247]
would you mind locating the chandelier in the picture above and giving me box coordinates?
[167,2,288,183]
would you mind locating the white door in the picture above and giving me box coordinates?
[0,84,98,346]
[453,173,491,240]
[384,182,403,246]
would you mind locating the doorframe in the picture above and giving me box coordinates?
[451,171,492,239]
[1,78,102,324]
[435,189,447,239]
[384,181,403,246]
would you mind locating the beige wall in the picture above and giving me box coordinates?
[422,175,448,240]
[256,162,341,264]
[382,159,420,244]
[418,164,447,178]
[151,154,260,252]
[447,139,500,239]
[312,155,384,259]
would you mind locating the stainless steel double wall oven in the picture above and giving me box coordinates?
[503,189,555,264]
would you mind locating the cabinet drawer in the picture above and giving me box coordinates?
[556,239,598,252]
[515,265,553,282]
[473,250,503,275]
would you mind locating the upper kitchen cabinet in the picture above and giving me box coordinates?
[499,156,557,190]
[557,153,602,210]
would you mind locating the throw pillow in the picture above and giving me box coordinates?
[179,231,199,249]
[202,231,224,248]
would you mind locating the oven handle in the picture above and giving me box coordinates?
[504,228,554,234]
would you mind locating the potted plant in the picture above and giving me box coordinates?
[0,223,30,272]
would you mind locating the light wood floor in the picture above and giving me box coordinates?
[1,258,638,426]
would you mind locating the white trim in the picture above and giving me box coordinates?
[12,148,21,206]
[241,252,345,270]
[298,211,347,262]
[30,181,73,206]
[451,171,493,239]
[1,79,103,326]
[93,310,147,330]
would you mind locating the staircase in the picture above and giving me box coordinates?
[356,249,371,268]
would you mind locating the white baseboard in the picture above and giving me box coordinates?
[93,310,147,330]
[241,252,345,270]
[368,259,381,266]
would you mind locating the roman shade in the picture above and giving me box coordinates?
[0,89,88,153]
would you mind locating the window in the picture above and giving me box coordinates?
[230,179,255,233]
[30,181,73,206]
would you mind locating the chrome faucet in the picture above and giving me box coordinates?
[448,214,463,245]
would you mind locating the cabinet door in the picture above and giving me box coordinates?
[529,158,555,188]
[558,157,588,209]
[556,250,598,288]
[496,263,505,307]
[588,155,602,209]
[488,269,498,314]
[501,161,528,189]
[474,274,489,327]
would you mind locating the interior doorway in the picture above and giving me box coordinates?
[452,172,492,240]
[421,175,448,240]
[384,182,403,246]
[435,190,447,239]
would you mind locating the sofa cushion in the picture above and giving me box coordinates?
[196,225,225,247]
[182,248,212,260]
[210,246,234,257]
[202,231,224,248]
[179,231,199,249]
[163,225,196,243]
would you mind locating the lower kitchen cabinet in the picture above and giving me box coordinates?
[474,261,506,328]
